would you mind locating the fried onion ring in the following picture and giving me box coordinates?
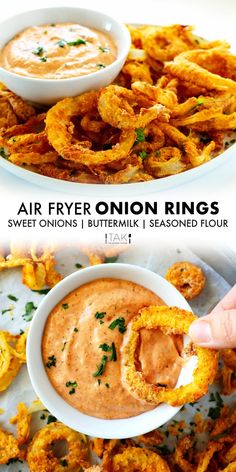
[0,428,20,464]
[165,49,236,91]
[98,85,168,129]
[102,446,171,471]
[165,261,206,299]
[121,306,218,406]
[27,422,89,472]
[46,90,136,165]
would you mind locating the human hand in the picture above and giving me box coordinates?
[189,284,236,349]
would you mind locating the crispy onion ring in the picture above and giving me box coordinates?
[46,90,136,165]
[121,306,218,406]
[0,428,20,464]
[102,446,171,471]
[165,48,236,91]
[165,261,206,299]
[27,422,89,472]
[10,402,31,446]
[0,331,23,392]
[98,85,168,129]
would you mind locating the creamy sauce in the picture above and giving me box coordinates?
[0,23,117,79]
[42,278,183,419]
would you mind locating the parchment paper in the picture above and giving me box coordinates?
[0,245,233,471]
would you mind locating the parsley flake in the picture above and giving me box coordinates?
[108,317,127,334]
[40,56,48,63]
[97,63,106,69]
[22,301,37,322]
[46,355,57,369]
[32,46,44,56]
[95,311,106,320]
[62,303,69,309]
[7,294,18,302]
[104,256,118,263]
[47,415,57,424]
[93,355,108,377]
[67,38,87,46]
[99,46,110,53]
[139,150,147,159]
[135,128,145,145]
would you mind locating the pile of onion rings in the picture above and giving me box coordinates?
[0,24,235,184]
[0,242,62,290]
[0,330,27,392]
[121,306,218,406]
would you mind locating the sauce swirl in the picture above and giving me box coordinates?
[0,23,117,79]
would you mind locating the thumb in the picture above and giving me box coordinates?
[188,310,236,349]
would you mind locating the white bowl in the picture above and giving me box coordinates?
[27,263,195,439]
[0,7,130,104]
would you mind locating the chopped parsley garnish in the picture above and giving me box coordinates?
[155,150,161,157]
[62,303,69,310]
[105,383,110,388]
[19,329,24,335]
[61,341,68,352]
[97,63,106,69]
[60,459,68,467]
[40,56,48,62]
[197,98,204,105]
[7,294,18,302]
[67,38,87,46]
[139,150,148,159]
[93,355,108,377]
[0,147,8,159]
[57,39,67,47]
[209,392,216,402]
[74,327,78,332]
[95,311,106,320]
[97,379,101,386]
[32,46,44,56]
[1,308,11,315]
[135,128,145,145]
[104,256,118,263]
[110,342,117,361]
[22,301,37,322]
[99,343,111,352]
[32,288,51,295]
[40,413,46,420]
[47,414,57,424]
[108,317,127,334]
[99,320,104,325]
[75,262,83,268]
[99,342,117,361]
[50,23,56,26]
[66,380,78,394]
[46,355,57,369]
[99,46,110,53]
[208,392,224,419]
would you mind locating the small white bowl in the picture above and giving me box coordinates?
[27,263,194,439]
[0,7,130,105]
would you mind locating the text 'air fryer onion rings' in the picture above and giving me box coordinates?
[121,306,218,406]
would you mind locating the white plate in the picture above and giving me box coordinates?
[0,144,235,196]
[27,263,193,438]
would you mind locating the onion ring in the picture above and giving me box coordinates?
[102,446,171,471]
[165,261,206,299]
[27,422,89,472]
[98,84,168,129]
[221,349,236,370]
[121,306,218,406]
[46,90,136,165]
[0,428,20,464]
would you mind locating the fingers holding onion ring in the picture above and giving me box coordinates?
[121,306,218,407]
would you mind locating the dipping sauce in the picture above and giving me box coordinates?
[42,278,183,419]
[0,23,117,79]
